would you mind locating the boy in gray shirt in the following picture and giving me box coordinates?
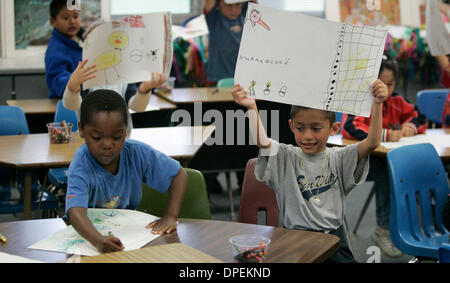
[231,79,388,262]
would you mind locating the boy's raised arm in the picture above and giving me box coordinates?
[357,79,388,160]
[204,0,216,14]
[232,84,271,149]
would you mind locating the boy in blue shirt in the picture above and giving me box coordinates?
[65,89,187,254]
[45,0,84,98]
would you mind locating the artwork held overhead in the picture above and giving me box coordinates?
[234,3,387,117]
[83,13,173,89]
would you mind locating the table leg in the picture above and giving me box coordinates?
[22,170,32,220]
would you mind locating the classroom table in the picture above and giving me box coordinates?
[6,96,178,133]
[327,128,450,163]
[0,218,340,263]
[0,56,45,100]
[155,87,234,105]
[0,125,215,220]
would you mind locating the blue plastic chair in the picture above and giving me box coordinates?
[439,243,450,263]
[217,77,234,88]
[416,89,448,126]
[54,100,78,132]
[387,143,450,259]
[0,106,58,217]
[48,100,78,191]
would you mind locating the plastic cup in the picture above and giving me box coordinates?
[229,235,270,263]
[47,122,73,144]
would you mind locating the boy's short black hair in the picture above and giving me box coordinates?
[379,51,399,80]
[50,0,69,19]
[80,89,128,129]
[290,105,336,125]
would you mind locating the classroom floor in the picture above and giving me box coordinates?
[0,172,432,263]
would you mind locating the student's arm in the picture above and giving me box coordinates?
[204,0,217,14]
[63,60,97,110]
[68,207,124,253]
[128,72,166,112]
[145,167,188,234]
[232,84,271,148]
[357,79,388,161]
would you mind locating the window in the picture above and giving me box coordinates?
[258,0,325,18]
[110,0,191,16]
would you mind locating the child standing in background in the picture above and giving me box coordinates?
[342,52,427,258]
[203,0,257,84]
[435,54,450,128]
[45,0,84,99]
[65,90,187,254]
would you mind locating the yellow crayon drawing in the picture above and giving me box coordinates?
[95,31,129,84]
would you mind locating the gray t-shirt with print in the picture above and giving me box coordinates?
[255,140,369,232]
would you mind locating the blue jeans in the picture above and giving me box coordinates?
[369,156,390,230]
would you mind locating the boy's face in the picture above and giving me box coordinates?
[219,0,243,20]
[289,109,340,154]
[379,69,395,98]
[50,7,81,39]
[79,111,126,174]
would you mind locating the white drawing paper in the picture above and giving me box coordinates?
[29,209,161,256]
[83,13,173,89]
[426,0,450,56]
[234,3,387,117]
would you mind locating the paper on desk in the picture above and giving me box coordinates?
[234,3,387,117]
[0,252,44,263]
[426,0,450,56]
[29,209,161,257]
[83,12,173,89]
[381,134,450,149]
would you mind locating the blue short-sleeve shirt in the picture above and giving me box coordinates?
[65,139,180,213]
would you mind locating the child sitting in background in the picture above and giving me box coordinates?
[342,51,427,258]
[232,78,388,262]
[65,90,187,253]
[45,0,85,99]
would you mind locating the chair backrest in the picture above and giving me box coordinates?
[387,143,450,258]
[136,168,211,219]
[0,106,29,135]
[238,158,279,226]
[217,77,234,89]
[439,243,450,263]
[416,89,448,125]
[54,100,78,132]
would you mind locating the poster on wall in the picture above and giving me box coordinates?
[339,0,401,26]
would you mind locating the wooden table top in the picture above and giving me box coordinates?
[156,87,234,105]
[0,125,215,169]
[6,99,59,114]
[0,218,339,263]
[327,128,450,162]
[6,96,177,115]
